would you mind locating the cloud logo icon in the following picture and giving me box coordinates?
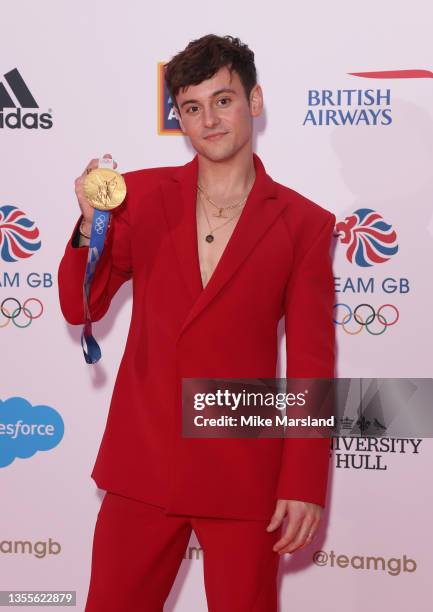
[0,397,64,467]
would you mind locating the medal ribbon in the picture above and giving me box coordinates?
[81,158,113,364]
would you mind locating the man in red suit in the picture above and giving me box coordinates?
[58,34,336,611]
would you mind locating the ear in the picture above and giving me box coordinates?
[249,84,263,118]
[173,106,186,133]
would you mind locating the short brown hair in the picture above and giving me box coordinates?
[164,34,257,110]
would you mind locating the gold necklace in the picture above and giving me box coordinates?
[199,191,244,243]
[197,183,248,218]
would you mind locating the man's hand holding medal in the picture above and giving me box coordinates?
[74,153,127,363]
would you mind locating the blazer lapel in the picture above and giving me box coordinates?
[160,153,288,337]
[160,156,203,303]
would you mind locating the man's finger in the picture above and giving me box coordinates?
[278,518,315,554]
[266,503,286,532]
[102,153,118,168]
[272,514,304,552]
[81,158,99,177]
[81,154,118,178]
[297,517,321,551]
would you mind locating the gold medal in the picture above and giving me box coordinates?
[83,167,127,211]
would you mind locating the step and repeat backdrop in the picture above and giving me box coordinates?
[1,2,432,611]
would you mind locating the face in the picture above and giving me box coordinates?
[174,65,263,162]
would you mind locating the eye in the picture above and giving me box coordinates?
[217,97,231,107]
[186,105,199,114]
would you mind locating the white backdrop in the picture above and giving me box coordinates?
[1,1,432,610]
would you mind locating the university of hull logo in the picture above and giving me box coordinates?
[0,205,41,262]
[335,209,398,267]
[0,68,53,129]
[157,62,182,135]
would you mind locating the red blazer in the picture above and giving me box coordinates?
[58,153,336,520]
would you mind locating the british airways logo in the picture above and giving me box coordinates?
[335,209,398,268]
[348,69,433,79]
[303,88,392,126]
[302,68,432,127]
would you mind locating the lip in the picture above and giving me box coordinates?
[204,132,227,141]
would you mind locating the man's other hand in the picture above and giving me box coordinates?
[266,499,322,555]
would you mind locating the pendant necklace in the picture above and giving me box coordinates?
[197,183,248,219]
[199,191,244,243]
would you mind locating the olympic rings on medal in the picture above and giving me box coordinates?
[333,303,399,335]
[0,297,44,328]
[94,214,106,235]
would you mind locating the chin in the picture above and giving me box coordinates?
[198,143,240,163]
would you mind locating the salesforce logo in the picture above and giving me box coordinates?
[0,397,64,467]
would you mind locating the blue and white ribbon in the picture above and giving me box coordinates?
[81,157,114,364]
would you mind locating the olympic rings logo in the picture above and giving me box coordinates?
[94,215,106,235]
[0,297,44,328]
[333,303,399,335]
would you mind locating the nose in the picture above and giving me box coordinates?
[202,104,219,129]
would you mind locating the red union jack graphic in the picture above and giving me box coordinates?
[0,205,41,262]
[335,209,398,267]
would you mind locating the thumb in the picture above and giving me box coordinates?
[266,501,287,532]
[102,153,117,169]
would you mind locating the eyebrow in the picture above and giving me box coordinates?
[179,88,237,109]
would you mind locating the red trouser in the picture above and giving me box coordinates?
[85,491,283,611]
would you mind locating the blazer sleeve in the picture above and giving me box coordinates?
[57,192,132,325]
[275,211,336,508]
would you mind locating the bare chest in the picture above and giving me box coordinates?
[196,197,242,289]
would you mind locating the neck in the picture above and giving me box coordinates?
[197,143,256,201]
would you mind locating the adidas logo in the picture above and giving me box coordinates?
[0,68,53,129]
